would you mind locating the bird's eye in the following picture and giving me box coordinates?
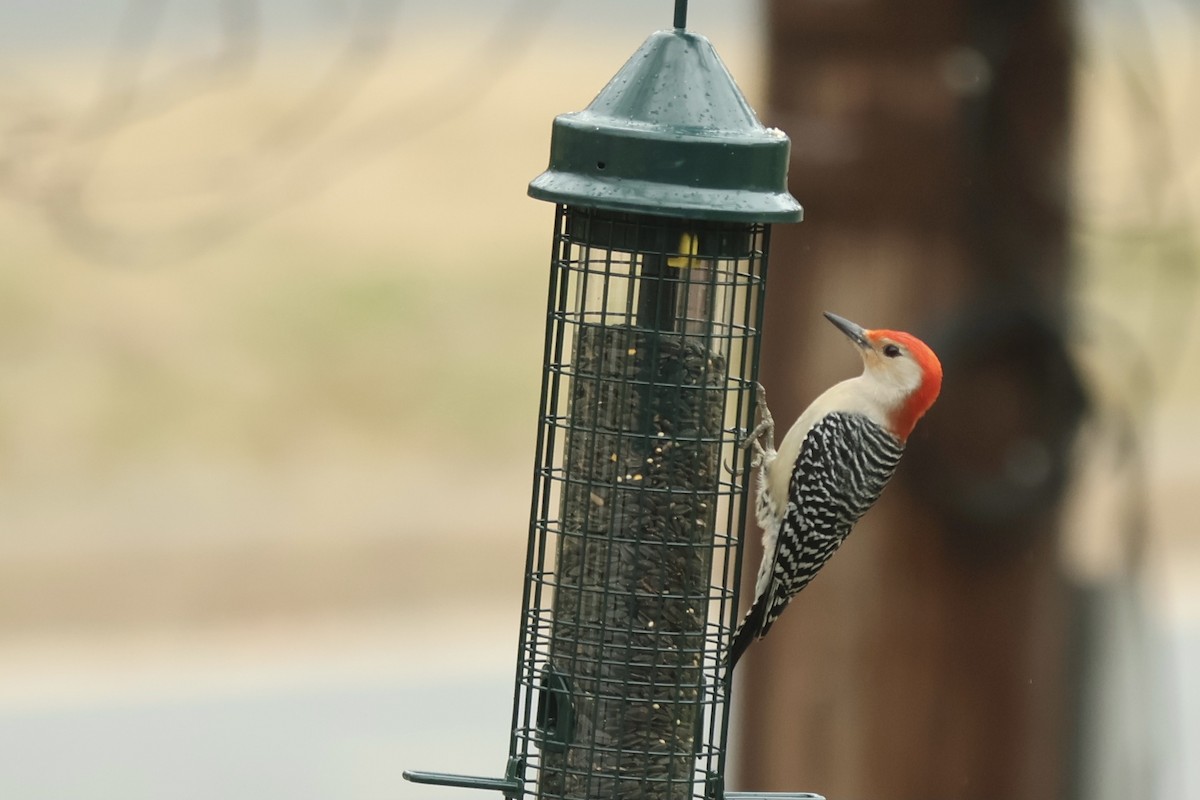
[883,344,902,358]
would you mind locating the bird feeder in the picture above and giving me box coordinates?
[406,3,808,800]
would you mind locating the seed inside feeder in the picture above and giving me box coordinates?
[541,324,725,800]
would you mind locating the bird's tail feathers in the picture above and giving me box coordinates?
[725,595,768,670]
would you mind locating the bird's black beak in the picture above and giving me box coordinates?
[824,312,870,348]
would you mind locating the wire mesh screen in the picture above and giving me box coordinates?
[510,206,770,800]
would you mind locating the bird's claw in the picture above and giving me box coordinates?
[739,382,775,469]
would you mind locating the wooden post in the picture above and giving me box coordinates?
[736,2,1082,799]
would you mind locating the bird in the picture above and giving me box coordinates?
[727,311,943,668]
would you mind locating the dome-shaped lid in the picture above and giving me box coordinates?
[528,29,802,223]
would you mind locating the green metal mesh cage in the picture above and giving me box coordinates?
[403,8,814,800]
[509,206,769,800]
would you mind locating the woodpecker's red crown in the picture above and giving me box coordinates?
[864,327,942,440]
[822,312,943,440]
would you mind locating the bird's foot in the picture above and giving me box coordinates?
[740,382,776,469]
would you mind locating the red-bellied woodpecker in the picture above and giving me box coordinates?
[727,312,943,668]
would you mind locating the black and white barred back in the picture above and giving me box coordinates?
[727,412,904,668]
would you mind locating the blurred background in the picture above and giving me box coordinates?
[0,1,1196,799]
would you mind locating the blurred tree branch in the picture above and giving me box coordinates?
[0,0,558,265]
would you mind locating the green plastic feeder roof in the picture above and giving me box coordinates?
[528,29,803,223]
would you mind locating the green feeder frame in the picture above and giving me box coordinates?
[407,3,815,800]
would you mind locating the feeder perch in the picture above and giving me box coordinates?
[406,4,815,800]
